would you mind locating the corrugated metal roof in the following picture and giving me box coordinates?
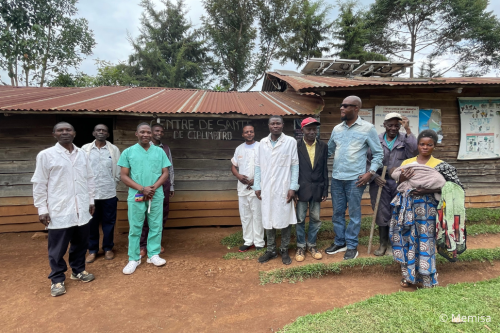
[266,72,500,92]
[0,86,323,116]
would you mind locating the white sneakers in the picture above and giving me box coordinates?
[123,255,166,275]
[147,255,166,266]
[123,260,141,275]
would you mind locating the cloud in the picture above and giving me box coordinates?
[2,0,500,88]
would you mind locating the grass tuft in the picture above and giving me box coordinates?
[259,247,500,285]
[466,208,500,224]
[223,248,266,260]
[280,276,500,332]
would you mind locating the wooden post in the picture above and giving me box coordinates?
[367,166,387,254]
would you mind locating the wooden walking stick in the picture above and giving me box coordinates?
[367,166,387,254]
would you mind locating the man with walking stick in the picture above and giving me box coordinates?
[366,113,417,256]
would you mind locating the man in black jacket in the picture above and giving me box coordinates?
[294,117,329,262]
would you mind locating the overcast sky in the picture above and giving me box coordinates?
[4,0,500,89]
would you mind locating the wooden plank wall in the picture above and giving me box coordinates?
[3,86,500,233]
[319,86,500,211]
[0,114,60,232]
[113,116,298,233]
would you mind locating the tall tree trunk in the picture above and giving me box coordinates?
[8,62,15,86]
[14,58,18,86]
[410,32,416,78]
[40,24,52,87]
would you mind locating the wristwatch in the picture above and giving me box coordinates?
[369,170,376,176]
[139,186,145,193]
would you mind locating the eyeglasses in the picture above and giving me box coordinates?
[340,104,358,108]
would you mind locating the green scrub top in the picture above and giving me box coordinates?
[118,143,172,201]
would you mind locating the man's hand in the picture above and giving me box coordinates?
[237,174,249,185]
[170,191,175,198]
[89,204,95,216]
[294,194,299,204]
[286,190,295,204]
[401,116,411,134]
[374,176,387,187]
[143,186,155,199]
[39,214,51,227]
[255,190,262,200]
[321,196,327,202]
[399,168,414,183]
[246,178,254,186]
[356,172,372,187]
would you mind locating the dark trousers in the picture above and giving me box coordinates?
[140,183,170,249]
[48,223,90,283]
[88,197,118,253]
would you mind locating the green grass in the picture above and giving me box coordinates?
[280,276,500,333]
[259,247,500,285]
[221,208,500,259]
[466,208,500,224]
[220,217,373,250]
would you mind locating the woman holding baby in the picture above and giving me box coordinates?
[390,130,465,288]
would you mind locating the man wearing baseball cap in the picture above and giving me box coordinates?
[294,117,329,262]
[366,112,417,256]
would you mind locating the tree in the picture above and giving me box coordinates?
[202,0,258,91]
[128,0,214,89]
[48,60,137,87]
[365,0,500,77]
[416,55,443,78]
[92,60,137,87]
[330,0,387,64]
[276,0,333,68]
[203,0,325,91]
[0,0,95,87]
[48,72,94,87]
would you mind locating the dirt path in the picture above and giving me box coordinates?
[1,229,500,333]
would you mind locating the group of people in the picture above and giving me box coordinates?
[31,94,465,297]
[231,95,465,289]
[32,121,175,296]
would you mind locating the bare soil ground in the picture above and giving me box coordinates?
[1,228,500,333]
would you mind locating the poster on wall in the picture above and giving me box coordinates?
[374,106,419,135]
[458,98,500,160]
[419,109,443,143]
[359,109,373,124]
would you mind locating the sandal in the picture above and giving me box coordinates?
[400,278,411,288]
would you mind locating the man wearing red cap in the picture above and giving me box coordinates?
[294,117,328,262]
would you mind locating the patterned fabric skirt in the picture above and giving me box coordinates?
[390,193,439,287]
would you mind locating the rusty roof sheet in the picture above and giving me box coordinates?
[0,86,323,116]
[266,72,500,92]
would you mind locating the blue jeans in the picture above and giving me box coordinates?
[296,200,322,248]
[331,178,366,249]
[88,197,118,254]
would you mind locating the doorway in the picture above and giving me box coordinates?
[56,115,115,147]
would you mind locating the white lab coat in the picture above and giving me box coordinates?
[231,142,259,197]
[255,134,298,229]
[31,143,95,229]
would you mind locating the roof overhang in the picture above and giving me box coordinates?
[0,86,324,117]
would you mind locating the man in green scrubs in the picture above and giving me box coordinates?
[118,123,171,275]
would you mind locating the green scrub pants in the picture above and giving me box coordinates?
[127,195,163,261]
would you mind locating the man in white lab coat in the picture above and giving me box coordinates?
[31,122,96,297]
[253,115,299,265]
